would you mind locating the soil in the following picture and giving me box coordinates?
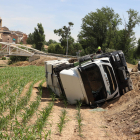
[1,57,140,139]
[39,63,140,140]
[0,60,9,66]
[31,71,140,140]
[10,56,63,67]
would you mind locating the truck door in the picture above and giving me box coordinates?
[102,64,118,99]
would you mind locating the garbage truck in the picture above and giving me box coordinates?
[44,50,133,105]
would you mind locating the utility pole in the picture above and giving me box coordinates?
[66,25,70,57]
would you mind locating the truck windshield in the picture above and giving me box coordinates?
[84,64,107,100]
[103,65,117,94]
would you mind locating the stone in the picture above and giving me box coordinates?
[108,104,113,108]
[130,116,135,120]
[107,118,112,122]
[132,128,140,134]
[138,110,140,114]
[131,68,138,72]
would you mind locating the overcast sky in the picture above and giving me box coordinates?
[0,0,140,42]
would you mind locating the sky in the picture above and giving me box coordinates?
[0,0,140,42]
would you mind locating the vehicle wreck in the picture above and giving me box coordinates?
[44,50,133,106]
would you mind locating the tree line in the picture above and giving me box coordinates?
[27,6,140,64]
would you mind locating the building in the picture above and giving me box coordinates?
[0,17,27,44]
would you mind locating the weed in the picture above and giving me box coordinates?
[134,120,138,124]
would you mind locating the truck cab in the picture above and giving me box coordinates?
[44,50,133,105]
[59,57,119,105]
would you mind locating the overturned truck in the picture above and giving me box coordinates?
[44,50,133,105]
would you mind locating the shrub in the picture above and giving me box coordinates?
[2,57,6,60]
[55,44,64,54]
[48,44,55,53]
[9,56,28,64]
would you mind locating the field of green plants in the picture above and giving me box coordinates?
[0,65,83,140]
[0,66,48,139]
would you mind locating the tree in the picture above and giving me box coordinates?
[26,33,34,44]
[78,7,121,53]
[45,39,57,46]
[54,22,74,52]
[34,23,45,51]
[135,38,140,58]
[55,44,64,54]
[115,9,140,60]
[48,44,55,53]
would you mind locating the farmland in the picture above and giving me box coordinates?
[0,65,48,139]
[0,64,140,139]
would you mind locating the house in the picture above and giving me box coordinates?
[0,17,27,44]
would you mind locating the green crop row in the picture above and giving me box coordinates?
[0,66,45,131]
[22,80,45,125]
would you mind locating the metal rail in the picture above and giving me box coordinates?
[0,42,47,57]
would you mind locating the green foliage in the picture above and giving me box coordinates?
[135,38,140,58]
[34,23,45,51]
[33,102,53,133]
[48,43,65,54]
[125,48,137,65]
[45,39,57,46]
[26,23,45,51]
[0,66,45,131]
[21,80,45,125]
[54,22,74,54]
[105,48,116,53]
[69,43,83,56]
[77,7,140,64]
[55,44,65,54]
[76,100,82,136]
[54,22,74,42]
[57,109,67,135]
[2,57,6,60]
[9,56,28,63]
[48,43,56,53]
[26,33,34,44]
[78,6,121,53]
